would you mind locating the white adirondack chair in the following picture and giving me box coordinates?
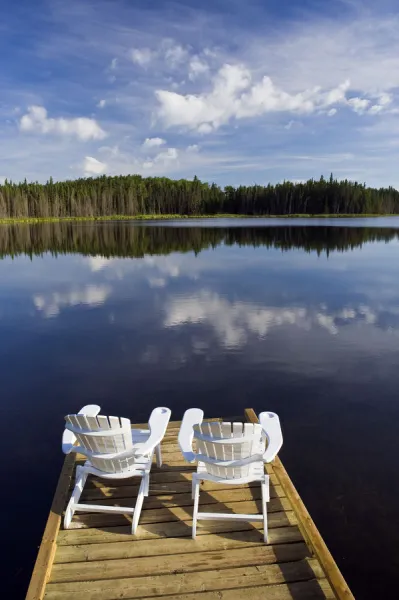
[62,404,171,533]
[178,409,283,541]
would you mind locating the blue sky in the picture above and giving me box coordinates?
[2,0,399,187]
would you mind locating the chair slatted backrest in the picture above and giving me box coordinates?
[193,421,265,479]
[65,413,134,474]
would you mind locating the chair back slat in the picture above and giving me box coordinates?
[221,422,234,479]
[193,421,265,479]
[65,413,133,474]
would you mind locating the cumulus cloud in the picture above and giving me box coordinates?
[164,43,188,67]
[347,97,370,114]
[33,285,111,318]
[83,156,107,176]
[142,137,166,148]
[143,147,178,169]
[131,47,155,66]
[327,108,337,117]
[189,56,209,80]
[378,93,393,107]
[156,64,354,132]
[20,106,106,141]
[347,92,393,115]
[97,99,106,108]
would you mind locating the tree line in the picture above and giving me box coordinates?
[1,221,398,260]
[1,174,399,218]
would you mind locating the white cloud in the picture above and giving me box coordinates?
[97,99,106,108]
[347,97,370,114]
[189,56,209,80]
[156,64,353,132]
[33,285,111,318]
[143,147,179,169]
[164,43,188,68]
[187,144,199,152]
[327,108,337,117]
[367,95,393,115]
[83,156,107,176]
[197,123,213,134]
[155,147,178,161]
[110,58,118,70]
[20,106,106,141]
[368,104,383,115]
[378,93,392,106]
[142,137,166,148]
[131,47,155,66]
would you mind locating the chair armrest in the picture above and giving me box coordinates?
[178,408,204,463]
[134,407,171,457]
[62,404,101,454]
[260,411,283,462]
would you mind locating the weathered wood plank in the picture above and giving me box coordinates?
[67,497,293,529]
[78,461,275,490]
[79,484,284,507]
[57,509,298,545]
[44,558,325,600]
[54,525,302,563]
[117,580,336,600]
[50,541,310,583]
[80,473,280,495]
[245,408,353,600]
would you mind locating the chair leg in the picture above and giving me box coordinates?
[132,477,146,534]
[192,480,200,540]
[261,481,269,543]
[64,465,87,529]
[155,444,162,467]
[144,472,150,496]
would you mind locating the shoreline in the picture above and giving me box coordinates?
[0,213,398,225]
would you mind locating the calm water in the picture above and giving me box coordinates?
[3,218,399,598]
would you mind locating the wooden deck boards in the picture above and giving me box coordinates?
[26,410,354,600]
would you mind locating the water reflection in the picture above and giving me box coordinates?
[164,292,384,345]
[33,285,111,318]
[1,219,399,258]
[2,220,399,599]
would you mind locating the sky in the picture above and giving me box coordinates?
[2,0,399,187]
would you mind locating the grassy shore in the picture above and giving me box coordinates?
[0,213,397,225]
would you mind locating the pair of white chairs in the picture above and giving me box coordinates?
[63,405,283,541]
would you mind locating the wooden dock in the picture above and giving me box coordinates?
[27,409,354,600]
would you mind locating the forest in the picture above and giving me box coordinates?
[1,173,399,218]
[1,221,398,260]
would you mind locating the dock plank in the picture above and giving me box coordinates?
[54,525,302,563]
[45,559,326,599]
[27,409,353,600]
[50,542,310,582]
[56,510,298,545]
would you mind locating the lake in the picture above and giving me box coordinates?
[2,218,399,598]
